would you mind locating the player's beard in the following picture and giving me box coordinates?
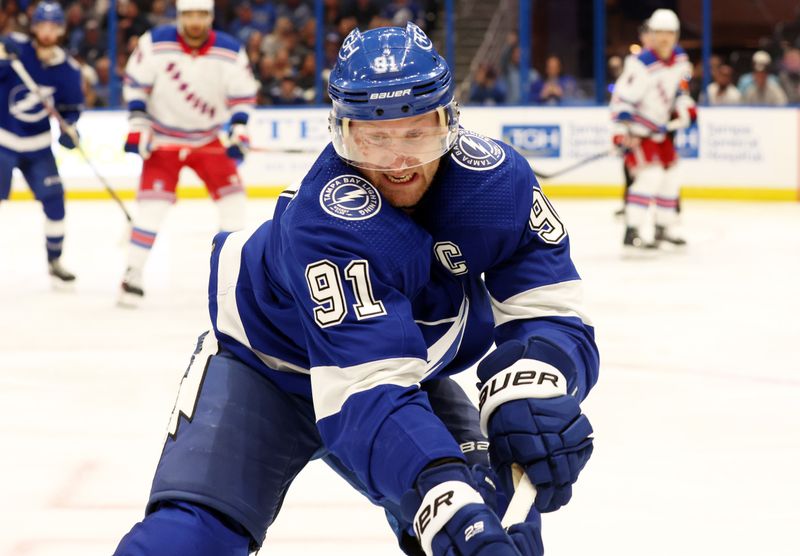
[359,157,441,211]
[182,24,210,46]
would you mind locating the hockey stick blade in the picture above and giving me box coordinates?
[501,463,537,529]
[156,144,320,156]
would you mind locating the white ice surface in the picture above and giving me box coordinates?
[1,198,798,556]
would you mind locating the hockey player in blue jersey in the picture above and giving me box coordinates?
[0,1,84,283]
[113,23,598,556]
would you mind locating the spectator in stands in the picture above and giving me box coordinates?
[251,0,277,35]
[118,0,150,45]
[270,75,306,105]
[322,0,342,35]
[277,0,312,31]
[499,31,540,104]
[382,0,423,28]
[229,2,258,44]
[468,63,506,105]
[737,50,780,93]
[77,19,106,67]
[605,55,623,101]
[778,48,800,104]
[245,30,264,70]
[741,53,788,105]
[64,3,85,54]
[342,0,380,29]
[702,64,741,105]
[295,51,316,97]
[147,0,173,28]
[323,31,340,69]
[530,54,579,105]
[93,56,112,107]
[261,16,294,58]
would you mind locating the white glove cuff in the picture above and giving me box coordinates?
[478,359,568,436]
[413,480,483,556]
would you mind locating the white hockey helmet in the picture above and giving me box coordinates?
[648,9,680,33]
[176,0,214,13]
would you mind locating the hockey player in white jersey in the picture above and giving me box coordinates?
[610,8,696,250]
[119,0,258,306]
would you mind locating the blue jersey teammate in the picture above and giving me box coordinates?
[0,1,83,283]
[113,23,599,556]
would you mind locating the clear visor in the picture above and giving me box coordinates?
[330,102,459,172]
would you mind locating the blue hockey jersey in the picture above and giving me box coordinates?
[0,33,83,153]
[208,129,599,504]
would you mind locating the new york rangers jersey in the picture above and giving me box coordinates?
[0,34,83,153]
[123,26,257,146]
[610,46,693,137]
[208,130,599,503]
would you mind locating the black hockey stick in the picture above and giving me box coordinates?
[515,146,616,180]
[9,54,133,223]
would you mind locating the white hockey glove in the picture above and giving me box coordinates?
[124,112,152,159]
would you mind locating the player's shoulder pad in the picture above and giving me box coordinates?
[282,145,432,270]
[8,32,30,45]
[437,128,532,230]
[637,49,659,67]
[448,128,509,174]
[65,53,81,72]
[210,31,242,53]
[150,25,179,44]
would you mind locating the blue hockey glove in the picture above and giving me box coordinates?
[225,123,249,160]
[400,462,526,556]
[477,338,594,513]
[58,126,79,149]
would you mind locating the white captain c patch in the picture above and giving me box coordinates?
[319,174,382,221]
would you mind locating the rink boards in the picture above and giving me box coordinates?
[7,106,800,202]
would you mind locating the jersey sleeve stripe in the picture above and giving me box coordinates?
[311,358,428,420]
[490,279,593,327]
[212,227,311,376]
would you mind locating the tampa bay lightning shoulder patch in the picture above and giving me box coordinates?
[450,129,506,171]
[319,174,382,220]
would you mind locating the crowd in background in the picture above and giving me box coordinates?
[3,0,800,108]
[469,11,800,107]
[0,0,436,107]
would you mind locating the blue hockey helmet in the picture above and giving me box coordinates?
[329,23,459,171]
[31,1,66,27]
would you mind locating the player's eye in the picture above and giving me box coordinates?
[364,133,390,146]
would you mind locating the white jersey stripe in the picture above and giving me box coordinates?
[490,279,593,327]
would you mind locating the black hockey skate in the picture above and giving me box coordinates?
[654,225,687,248]
[623,226,657,256]
[48,258,76,286]
[118,267,145,308]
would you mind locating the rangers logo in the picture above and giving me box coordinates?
[450,130,505,171]
[320,174,381,221]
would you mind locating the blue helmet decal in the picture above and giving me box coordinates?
[329,22,454,121]
[32,1,66,26]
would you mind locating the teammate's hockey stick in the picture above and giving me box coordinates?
[156,144,320,156]
[501,463,538,529]
[9,55,133,223]
[515,147,616,180]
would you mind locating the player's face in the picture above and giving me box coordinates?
[179,10,213,44]
[352,111,443,209]
[32,22,64,48]
[652,30,677,56]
